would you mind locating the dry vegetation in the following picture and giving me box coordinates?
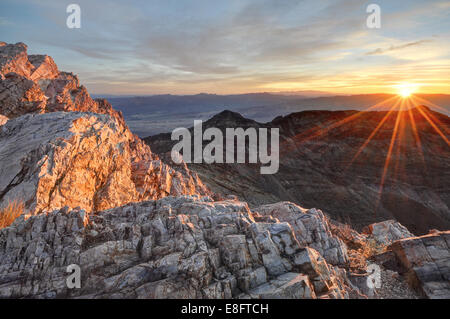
[0,200,24,229]
[326,216,386,273]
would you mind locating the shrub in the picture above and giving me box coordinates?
[0,200,24,229]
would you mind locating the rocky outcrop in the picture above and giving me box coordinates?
[388,231,450,299]
[0,42,121,121]
[0,112,209,214]
[0,42,32,78]
[0,197,358,299]
[363,220,414,246]
[255,202,348,266]
[0,42,210,214]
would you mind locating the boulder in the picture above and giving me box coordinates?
[388,231,450,298]
[256,202,348,266]
[363,220,414,246]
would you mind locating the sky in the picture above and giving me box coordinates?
[0,0,449,95]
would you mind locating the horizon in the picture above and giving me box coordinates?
[93,92,450,98]
[1,0,449,95]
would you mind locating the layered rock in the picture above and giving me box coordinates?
[0,42,210,214]
[0,42,121,120]
[255,202,348,266]
[0,112,209,214]
[363,220,414,246]
[388,231,450,298]
[0,197,357,299]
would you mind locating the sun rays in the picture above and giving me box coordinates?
[284,90,449,216]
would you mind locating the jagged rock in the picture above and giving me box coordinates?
[28,54,59,81]
[0,42,123,122]
[0,197,357,299]
[388,231,450,298]
[363,220,414,246]
[0,112,209,214]
[0,72,47,117]
[0,42,210,214]
[255,202,348,266]
[0,114,7,126]
[0,42,32,78]
[241,272,316,299]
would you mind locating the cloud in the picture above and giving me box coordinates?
[3,0,448,94]
[365,40,432,55]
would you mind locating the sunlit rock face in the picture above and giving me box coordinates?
[0,42,210,214]
[0,112,209,214]
[0,42,121,120]
[0,197,358,299]
[362,220,414,246]
[0,114,7,126]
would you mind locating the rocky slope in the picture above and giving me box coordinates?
[0,197,355,299]
[0,42,209,214]
[146,108,450,235]
[1,196,447,299]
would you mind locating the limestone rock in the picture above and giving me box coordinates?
[255,202,348,266]
[0,112,209,214]
[0,42,123,122]
[0,42,32,78]
[388,231,450,298]
[363,220,414,246]
[0,197,357,299]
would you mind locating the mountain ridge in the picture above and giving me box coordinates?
[145,106,450,235]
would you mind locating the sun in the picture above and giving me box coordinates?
[395,84,418,98]
[399,87,413,97]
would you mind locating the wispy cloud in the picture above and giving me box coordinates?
[365,40,432,55]
[1,0,449,94]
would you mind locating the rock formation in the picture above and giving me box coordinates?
[363,220,414,246]
[0,42,210,214]
[0,42,119,119]
[388,231,450,298]
[0,197,358,299]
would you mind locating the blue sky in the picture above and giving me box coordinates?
[1,0,449,95]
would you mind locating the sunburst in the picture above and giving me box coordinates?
[284,89,449,217]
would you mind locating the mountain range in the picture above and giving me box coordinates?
[145,107,450,235]
[105,93,450,137]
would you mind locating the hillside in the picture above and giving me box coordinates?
[145,108,450,235]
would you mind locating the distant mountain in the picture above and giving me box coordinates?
[145,106,450,235]
[104,93,450,137]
